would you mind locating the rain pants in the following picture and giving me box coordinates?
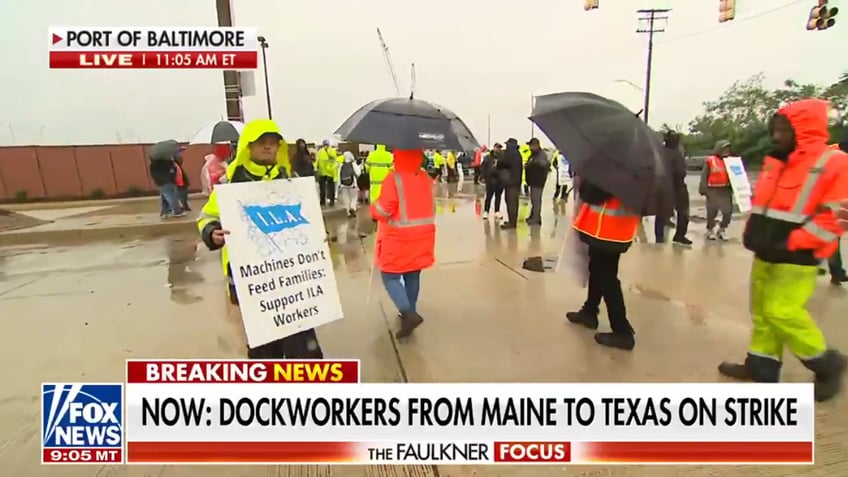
[196,119,323,359]
[739,99,848,382]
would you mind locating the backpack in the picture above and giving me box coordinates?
[339,162,355,186]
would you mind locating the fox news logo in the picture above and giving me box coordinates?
[42,384,123,463]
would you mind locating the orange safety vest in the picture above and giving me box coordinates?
[573,197,640,244]
[174,164,185,187]
[749,148,845,257]
[371,170,436,273]
[705,155,729,187]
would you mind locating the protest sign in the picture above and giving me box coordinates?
[723,156,752,213]
[215,178,343,347]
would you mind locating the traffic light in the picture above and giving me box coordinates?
[719,0,736,23]
[807,0,838,30]
[584,0,599,11]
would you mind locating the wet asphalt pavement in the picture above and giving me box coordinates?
[1,177,847,477]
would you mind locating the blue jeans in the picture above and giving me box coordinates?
[381,270,421,314]
[159,183,183,216]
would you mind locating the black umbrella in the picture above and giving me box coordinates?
[189,120,244,144]
[335,97,480,151]
[529,92,670,216]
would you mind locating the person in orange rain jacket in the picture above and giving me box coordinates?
[370,149,436,339]
[565,180,641,351]
[719,99,848,402]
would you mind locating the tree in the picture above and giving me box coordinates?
[682,72,848,165]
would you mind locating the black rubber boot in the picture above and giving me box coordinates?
[566,309,599,330]
[718,354,781,382]
[802,350,847,402]
[594,332,635,351]
[395,311,424,339]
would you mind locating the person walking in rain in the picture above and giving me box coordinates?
[316,139,339,207]
[719,99,848,402]
[291,138,316,178]
[480,143,503,219]
[551,150,571,202]
[196,119,323,359]
[366,144,394,202]
[700,140,734,240]
[497,138,524,230]
[566,178,640,350]
[524,138,550,226]
[371,149,436,339]
[656,131,692,245]
[337,151,361,218]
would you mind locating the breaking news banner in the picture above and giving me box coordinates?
[48,27,258,69]
[114,360,815,466]
[42,383,123,464]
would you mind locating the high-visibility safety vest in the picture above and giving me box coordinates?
[748,148,846,258]
[573,196,640,253]
[520,145,531,184]
[705,155,730,187]
[366,145,394,201]
[371,170,436,273]
[316,146,339,178]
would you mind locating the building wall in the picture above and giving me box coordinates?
[0,141,361,201]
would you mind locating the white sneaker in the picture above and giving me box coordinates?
[482,213,488,220]
[706,229,717,240]
[717,229,729,241]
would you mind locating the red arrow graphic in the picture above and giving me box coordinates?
[52,33,62,45]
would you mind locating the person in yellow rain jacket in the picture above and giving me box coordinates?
[446,150,457,183]
[196,119,323,359]
[316,140,340,207]
[519,143,532,195]
[432,150,445,182]
[366,144,394,202]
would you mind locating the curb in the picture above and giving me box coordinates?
[0,207,349,246]
[2,193,207,212]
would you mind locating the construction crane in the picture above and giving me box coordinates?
[376,28,401,96]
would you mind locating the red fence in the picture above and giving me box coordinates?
[0,142,360,202]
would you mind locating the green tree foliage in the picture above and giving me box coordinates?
[680,72,848,165]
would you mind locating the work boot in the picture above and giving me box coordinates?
[482,212,489,220]
[830,273,848,286]
[718,354,781,383]
[566,309,599,330]
[802,350,847,402]
[395,311,424,339]
[500,223,517,230]
[672,236,693,246]
[717,228,729,241]
[706,228,717,240]
[594,332,635,351]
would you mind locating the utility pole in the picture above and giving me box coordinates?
[530,94,535,138]
[636,8,670,125]
[487,114,491,145]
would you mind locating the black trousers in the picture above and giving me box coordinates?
[504,186,520,224]
[584,247,633,335]
[655,211,689,242]
[484,183,503,213]
[247,329,324,359]
[318,176,335,205]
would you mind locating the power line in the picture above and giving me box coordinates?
[657,0,808,45]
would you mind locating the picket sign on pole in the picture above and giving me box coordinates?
[723,156,752,213]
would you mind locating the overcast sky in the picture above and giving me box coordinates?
[1,0,845,146]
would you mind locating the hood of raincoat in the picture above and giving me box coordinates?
[343,151,355,163]
[227,119,290,179]
[777,99,830,161]
[376,144,387,152]
[393,149,424,173]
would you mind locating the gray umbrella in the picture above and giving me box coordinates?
[148,140,181,162]
[529,92,671,216]
[334,97,480,151]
